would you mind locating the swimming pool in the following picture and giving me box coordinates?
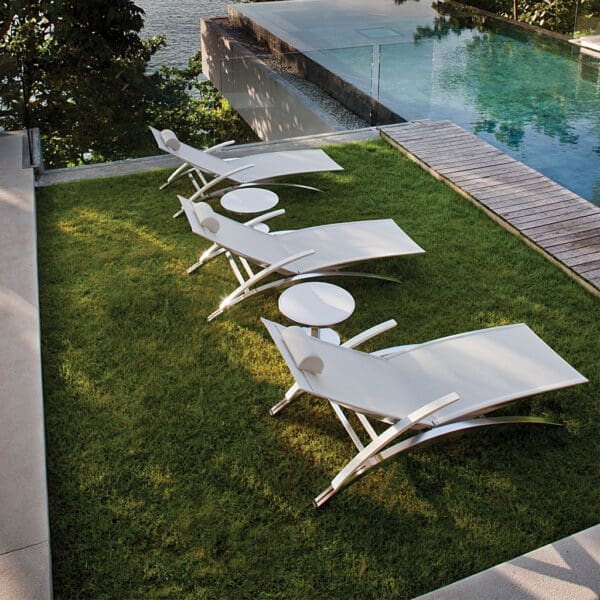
[235,0,600,204]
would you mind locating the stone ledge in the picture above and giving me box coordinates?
[0,131,52,599]
[415,524,600,600]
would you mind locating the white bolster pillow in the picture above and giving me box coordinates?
[161,129,180,151]
[281,326,324,375]
[193,202,220,233]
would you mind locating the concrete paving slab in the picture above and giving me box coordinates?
[0,542,52,600]
[0,131,52,598]
[415,524,600,600]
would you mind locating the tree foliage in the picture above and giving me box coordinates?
[455,0,599,34]
[0,0,253,168]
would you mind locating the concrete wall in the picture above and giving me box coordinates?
[201,18,340,141]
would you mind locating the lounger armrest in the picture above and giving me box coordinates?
[189,163,255,201]
[220,249,316,307]
[244,209,286,227]
[342,320,398,350]
[331,392,459,491]
[205,140,236,154]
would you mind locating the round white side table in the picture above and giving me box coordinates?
[220,187,279,215]
[278,282,355,345]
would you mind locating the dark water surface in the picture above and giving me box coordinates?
[137,0,240,67]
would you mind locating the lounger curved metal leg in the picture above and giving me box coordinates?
[316,270,403,284]
[186,243,227,274]
[201,181,324,200]
[314,415,559,508]
[244,182,324,193]
[270,383,301,416]
[206,275,302,321]
[207,272,343,321]
[206,269,403,321]
[159,163,196,190]
[314,393,460,508]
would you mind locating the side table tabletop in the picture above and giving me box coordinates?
[220,187,279,215]
[278,282,355,345]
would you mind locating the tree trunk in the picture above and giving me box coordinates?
[513,0,518,20]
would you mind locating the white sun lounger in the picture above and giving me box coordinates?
[179,196,425,321]
[150,127,343,210]
[262,318,588,507]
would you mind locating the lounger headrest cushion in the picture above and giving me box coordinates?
[281,326,324,375]
[161,129,180,151]
[193,202,220,233]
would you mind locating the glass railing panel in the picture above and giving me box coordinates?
[377,40,434,122]
[216,49,373,140]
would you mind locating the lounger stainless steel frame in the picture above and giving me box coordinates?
[150,127,343,216]
[179,196,425,321]
[262,318,588,508]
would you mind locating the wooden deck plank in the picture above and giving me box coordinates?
[577,268,600,280]
[460,182,546,198]
[502,198,592,218]
[400,132,482,145]
[406,136,501,151]
[530,227,600,248]
[500,200,585,220]
[495,203,577,221]
[567,252,600,267]
[477,183,580,204]
[543,231,600,251]
[510,206,600,228]
[383,122,453,141]
[454,170,542,188]
[572,260,600,273]
[522,214,600,236]
[461,167,548,184]
[440,159,525,177]
[420,150,509,169]
[380,120,600,294]
[476,181,575,201]
[552,245,600,261]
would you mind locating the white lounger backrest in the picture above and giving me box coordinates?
[179,198,298,270]
[150,126,232,177]
[263,319,587,425]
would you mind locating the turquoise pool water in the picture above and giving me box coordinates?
[237,0,600,204]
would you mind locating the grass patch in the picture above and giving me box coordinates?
[37,139,599,599]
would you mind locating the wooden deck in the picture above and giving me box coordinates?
[380,120,600,294]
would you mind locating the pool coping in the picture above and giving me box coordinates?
[414,523,600,600]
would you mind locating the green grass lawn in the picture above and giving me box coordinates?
[37,139,599,599]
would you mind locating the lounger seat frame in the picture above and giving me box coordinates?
[179,197,424,321]
[262,318,587,507]
[150,127,343,217]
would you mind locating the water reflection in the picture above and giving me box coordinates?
[298,0,600,202]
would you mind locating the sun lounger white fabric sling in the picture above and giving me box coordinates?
[262,318,588,507]
[179,196,425,320]
[150,127,343,209]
